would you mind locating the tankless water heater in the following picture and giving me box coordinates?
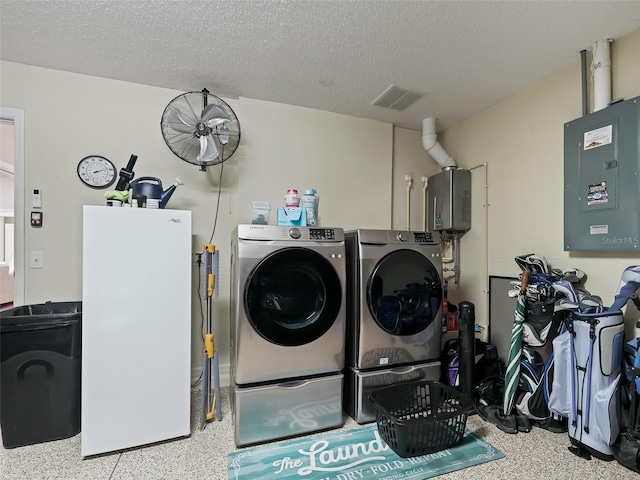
[427,168,471,231]
[563,96,640,251]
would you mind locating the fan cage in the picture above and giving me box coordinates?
[160,91,241,167]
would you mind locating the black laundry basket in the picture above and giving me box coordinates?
[369,380,474,458]
[0,301,82,448]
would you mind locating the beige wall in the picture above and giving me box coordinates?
[0,61,397,384]
[1,26,639,384]
[438,28,640,340]
[236,97,393,230]
[391,127,441,231]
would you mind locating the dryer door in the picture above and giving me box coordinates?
[245,247,342,346]
[367,249,442,336]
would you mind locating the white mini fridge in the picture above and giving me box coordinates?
[81,206,191,457]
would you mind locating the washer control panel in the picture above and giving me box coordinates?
[309,228,336,240]
[237,224,344,242]
[413,232,435,243]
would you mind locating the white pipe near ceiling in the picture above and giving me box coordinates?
[592,39,612,112]
[422,118,456,169]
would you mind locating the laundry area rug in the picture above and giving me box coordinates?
[228,423,504,480]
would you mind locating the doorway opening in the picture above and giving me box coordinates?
[0,108,25,309]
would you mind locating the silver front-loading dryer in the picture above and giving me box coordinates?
[230,224,346,445]
[344,229,443,423]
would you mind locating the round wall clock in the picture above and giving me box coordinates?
[77,155,117,189]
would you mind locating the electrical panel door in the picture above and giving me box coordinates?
[564,96,640,251]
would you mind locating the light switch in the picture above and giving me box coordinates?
[30,251,44,269]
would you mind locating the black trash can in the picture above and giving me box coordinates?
[0,301,81,448]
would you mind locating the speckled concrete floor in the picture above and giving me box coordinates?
[1,388,637,480]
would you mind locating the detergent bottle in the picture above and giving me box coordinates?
[301,188,319,226]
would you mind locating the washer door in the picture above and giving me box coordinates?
[245,247,342,346]
[367,249,442,336]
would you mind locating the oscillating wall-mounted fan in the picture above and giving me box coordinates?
[161,89,241,171]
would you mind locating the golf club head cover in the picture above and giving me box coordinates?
[610,265,640,312]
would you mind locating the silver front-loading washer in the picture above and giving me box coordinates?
[344,229,443,423]
[230,224,346,446]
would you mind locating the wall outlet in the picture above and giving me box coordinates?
[30,251,44,269]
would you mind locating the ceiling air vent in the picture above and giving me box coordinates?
[371,85,425,111]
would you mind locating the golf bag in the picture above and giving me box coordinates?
[612,290,640,472]
[613,336,640,472]
[515,298,567,427]
[621,337,640,426]
[550,310,624,460]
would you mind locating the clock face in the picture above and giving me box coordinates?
[77,155,117,189]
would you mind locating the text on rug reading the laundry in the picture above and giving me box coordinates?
[272,429,453,477]
[274,430,388,474]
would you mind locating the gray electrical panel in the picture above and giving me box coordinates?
[564,96,640,251]
[427,168,471,231]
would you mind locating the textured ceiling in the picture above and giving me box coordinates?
[1,0,640,131]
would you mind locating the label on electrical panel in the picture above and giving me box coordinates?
[584,125,612,150]
[587,181,609,205]
[590,224,609,235]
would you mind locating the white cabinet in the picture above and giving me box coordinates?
[81,206,191,457]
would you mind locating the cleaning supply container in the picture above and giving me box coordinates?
[301,188,319,226]
[250,202,271,225]
[284,189,300,207]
